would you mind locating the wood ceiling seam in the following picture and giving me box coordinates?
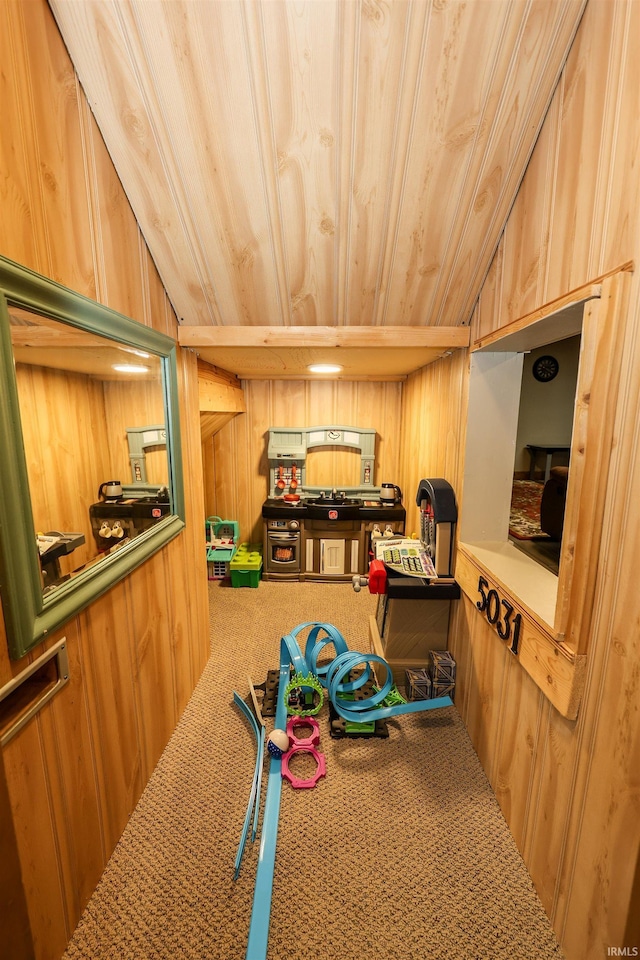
[334,0,359,327]
[115,1,223,325]
[596,0,633,280]
[240,0,290,327]
[9,0,49,277]
[155,4,235,325]
[494,0,588,304]
[431,0,541,328]
[428,0,516,329]
[54,0,220,325]
[261,1,336,328]
[77,93,105,307]
[434,0,588,330]
[49,1,589,334]
[368,0,419,328]
[539,77,563,307]
[375,0,432,329]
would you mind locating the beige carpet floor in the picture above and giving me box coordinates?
[63,580,565,960]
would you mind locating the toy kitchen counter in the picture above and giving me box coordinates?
[262,493,406,581]
[262,425,406,581]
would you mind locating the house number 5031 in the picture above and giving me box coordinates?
[476,576,522,655]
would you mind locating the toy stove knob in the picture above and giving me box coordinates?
[289,519,300,530]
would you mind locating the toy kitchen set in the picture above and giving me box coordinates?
[262,425,406,581]
[88,425,172,552]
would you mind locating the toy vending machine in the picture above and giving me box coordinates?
[354,477,458,594]
[353,479,460,685]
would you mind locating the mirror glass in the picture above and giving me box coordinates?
[0,257,185,660]
[12,306,170,592]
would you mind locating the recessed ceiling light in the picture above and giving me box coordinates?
[307,363,343,374]
[112,363,149,374]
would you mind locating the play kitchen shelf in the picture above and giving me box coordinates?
[262,425,405,581]
[206,517,239,580]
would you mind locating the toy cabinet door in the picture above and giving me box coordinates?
[319,539,345,575]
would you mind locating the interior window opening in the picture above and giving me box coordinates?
[459,297,588,628]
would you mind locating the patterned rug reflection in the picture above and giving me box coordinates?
[509,480,548,540]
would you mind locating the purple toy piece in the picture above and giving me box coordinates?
[286,715,320,747]
[281,745,326,789]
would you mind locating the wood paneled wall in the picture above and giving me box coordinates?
[400,3,640,958]
[3,3,638,960]
[0,3,209,958]
[16,363,113,573]
[399,349,469,539]
[203,379,403,542]
[15,365,169,575]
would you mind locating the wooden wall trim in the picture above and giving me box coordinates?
[472,260,633,351]
[184,325,472,380]
[558,271,632,654]
[180,324,471,349]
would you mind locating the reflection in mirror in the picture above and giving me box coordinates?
[0,254,184,661]
[10,306,173,596]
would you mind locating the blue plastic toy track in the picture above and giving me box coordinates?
[243,622,453,960]
[232,692,265,878]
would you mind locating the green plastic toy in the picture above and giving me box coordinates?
[284,672,323,716]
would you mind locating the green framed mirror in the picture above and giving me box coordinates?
[0,256,185,660]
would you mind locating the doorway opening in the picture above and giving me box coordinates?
[508,333,582,575]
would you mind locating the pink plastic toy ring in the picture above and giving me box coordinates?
[281,745,326,789]
[286,715,320,747]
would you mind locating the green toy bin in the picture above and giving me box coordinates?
[230,543,263,588]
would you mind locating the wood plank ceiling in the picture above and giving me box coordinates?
[49,0,586,379]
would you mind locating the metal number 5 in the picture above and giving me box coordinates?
[477,576,489,611]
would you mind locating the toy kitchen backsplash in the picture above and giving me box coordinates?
[261,426,405,581]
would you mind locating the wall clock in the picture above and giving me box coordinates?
[532,355,559,382]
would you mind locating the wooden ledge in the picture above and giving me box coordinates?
[178,325,470,380]
[455,545,585,720]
